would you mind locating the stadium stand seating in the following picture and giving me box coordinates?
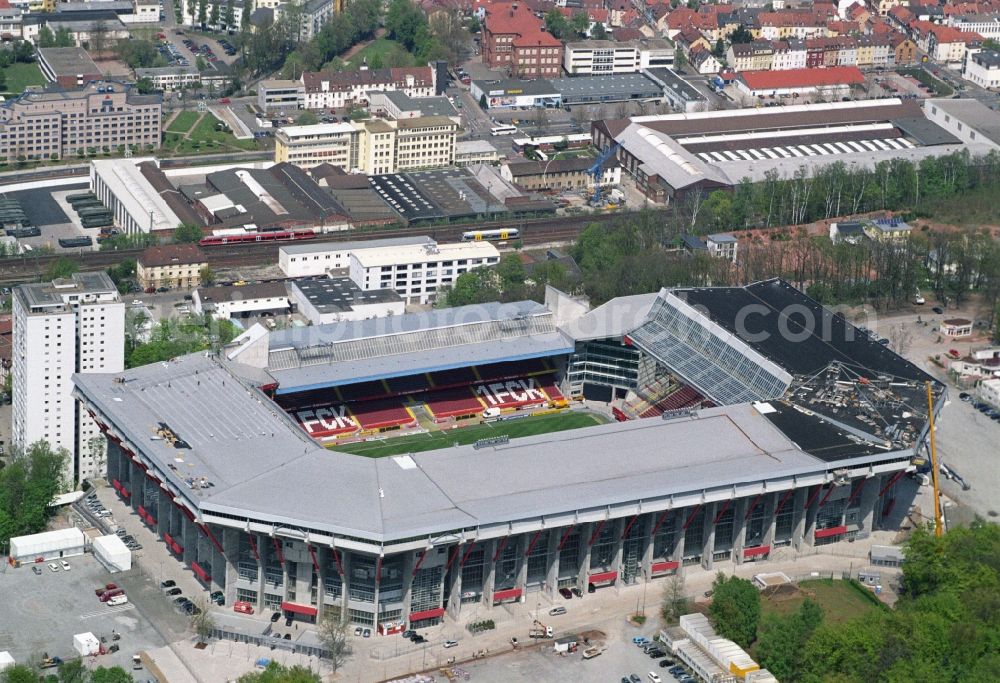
[425,388,485,420]
[639,385,704,418]
[351,399,416,431]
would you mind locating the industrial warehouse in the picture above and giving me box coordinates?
[593,98,998,203]
[73,279,940,634]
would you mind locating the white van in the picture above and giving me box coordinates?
[108,594,129,606]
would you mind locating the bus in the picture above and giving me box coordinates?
[491,124,517,136]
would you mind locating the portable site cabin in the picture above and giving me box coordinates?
[9,528,86,563]
[0,652,14,672]
[73,633,100,657]
[93,535,132,573]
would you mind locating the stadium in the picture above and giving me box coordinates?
[74,279,941,634]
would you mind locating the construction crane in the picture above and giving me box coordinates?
[925,381,943,537]
[588,143,620,207]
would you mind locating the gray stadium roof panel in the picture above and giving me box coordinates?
[76,353,900,541]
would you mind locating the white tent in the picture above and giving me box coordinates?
[73,633,100,657]
[0,652,15,671]
[9,528,85,562]
[93,534,132,573]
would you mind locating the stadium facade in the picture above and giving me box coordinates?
[74,280,940,632]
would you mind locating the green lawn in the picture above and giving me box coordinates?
[166,110,200,134]
[334,411,609,458]
[346,38,415,69]
[2,62,45,94]
[761,579,882,625]
[164,112,259,155]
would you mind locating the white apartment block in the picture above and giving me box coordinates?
[981,377,1000,409]
[349,241,501,304]
[563,39,674,75]
[278,236,435,278]
[964,49,1000,89]
[12,272,124,491]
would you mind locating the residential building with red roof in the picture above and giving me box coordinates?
[911,20,983,63]
[482,2,563,79]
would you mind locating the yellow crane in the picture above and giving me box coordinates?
[925,381,943,537]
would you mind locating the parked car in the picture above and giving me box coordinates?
[549,606,567,616]
[354,627,363,636]
[271,612,283,623]
[412,635,426,644]
[648,673,662,683]
[166,587,182,596]
[633,636,651,646]
[32,566,42,575]
[402,630,415,638]
[443,640,458,648]
[558,587,573,599]
[932,306,944,314]
[629,675,642,683]
[210,591,225,605]
[362,628,371,638]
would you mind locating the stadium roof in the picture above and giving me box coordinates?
[560,292,658,342]
[673,279,934,382]
[74,353,911,542]
[265,301,575,392]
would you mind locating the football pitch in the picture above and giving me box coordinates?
[332,411,609,458]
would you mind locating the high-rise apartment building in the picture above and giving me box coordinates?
[12,272,125,490]
[0,80,161,163]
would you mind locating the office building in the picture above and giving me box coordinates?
[36,47,101,88]
[279,236,434,278]
[0,81,161,163]
[137,244,208,290]
[563,39,674,75]
[12,272,124,490]
[274,117,458,173]
[349,240,500,304]
[300,66,436,111]
[482,2,563,79]
[289,276,404,325]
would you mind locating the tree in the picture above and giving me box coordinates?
[591,21,607,40]
[440,269,500,307]
[90,19,109,56]
[223,0,235,29]
[708,573,760,648]
[135,77,155,94]
[197,0,208,27]
[544,10,569,40]
[44,257,79,281]
[714,38,725,58]
[0,440,68,545]
[240,0,253,30]
[173,222,205,243]
[0,665,38,683]
[12,40,34,63]
[89,668,135,683]
[295,110,318,125]
[56,658,88,683]
[315,611,350,674]
[36,26,56,48]
[192,601,216,643]
[385,0,425,52]
[756,599,823,681]
[661,574,689,625]
[200,265,216,285]
[497,252,526,299]
[210,0,220,29]
[187,0,196,22]
[236,663,321,683]
[674,49,687,69]
[730,24,753,45]
[55,26,74,48]
[570,11,590,37]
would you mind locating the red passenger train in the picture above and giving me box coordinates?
[198,229,316,247]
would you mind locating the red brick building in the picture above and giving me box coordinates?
[482,3,563,79]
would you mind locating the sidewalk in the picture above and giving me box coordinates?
[337,528,905,683]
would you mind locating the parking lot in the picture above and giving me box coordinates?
[442,631,689,683]
[0,552,176,672]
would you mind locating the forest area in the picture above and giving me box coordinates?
[690,522,1000,683]
[444,149,1000,332]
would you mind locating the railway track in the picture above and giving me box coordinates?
[0,212,623,285]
